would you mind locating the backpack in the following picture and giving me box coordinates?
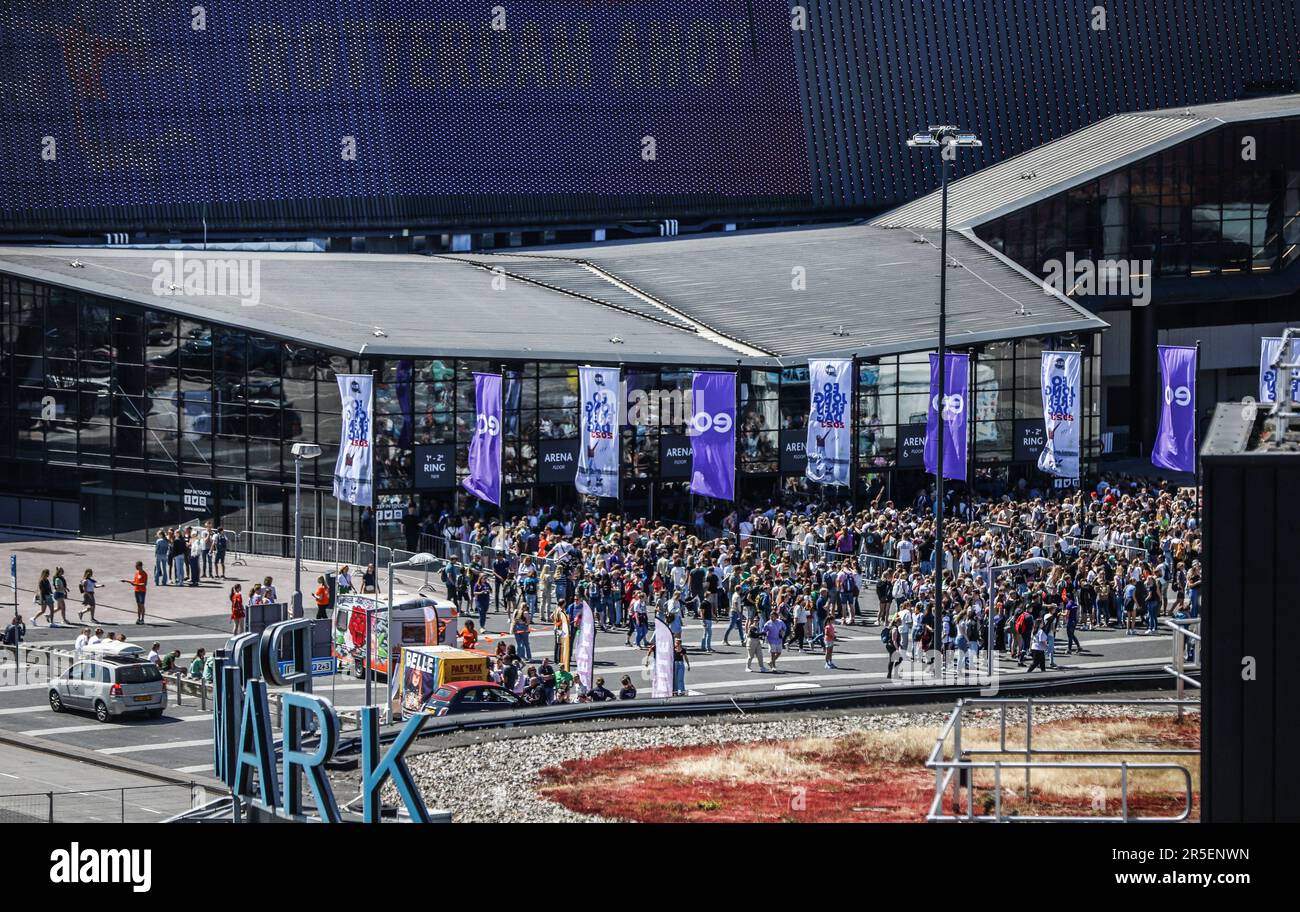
[1015,612,1030,636]
[880,626,893,647]
[966,619,980,641]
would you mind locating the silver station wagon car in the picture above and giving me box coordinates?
[49,655,168,722]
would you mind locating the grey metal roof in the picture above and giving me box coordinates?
[436,253,699,332]
[0,224,1107,364]
[504,224,1107,361]
[0,247,741,365]
[873,93,1300,231]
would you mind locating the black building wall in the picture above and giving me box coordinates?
[1,1,1296,238]
[1202,450,1300,822]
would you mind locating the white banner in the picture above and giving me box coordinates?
[576,366,620,498]
[652,618,674,699]
[575,600,595,690]
[805,358,852,486]
[1038,351,1081,479]
[333,374,374,507]
[1259,337,1300,403]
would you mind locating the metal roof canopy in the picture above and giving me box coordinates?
[873,93,1300,231]
[485,222,1107,362]
[0,223,1106,365]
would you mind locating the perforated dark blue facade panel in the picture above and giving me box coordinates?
[0,0,1296,233]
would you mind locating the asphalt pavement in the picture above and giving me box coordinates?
[0,533,1181,784]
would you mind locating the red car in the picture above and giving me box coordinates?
[423,681,522,717]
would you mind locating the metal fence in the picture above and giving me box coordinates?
[0,783,206,823]
[926,698,1199,823]
[987,522,1147,561]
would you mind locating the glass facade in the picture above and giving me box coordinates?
[0,272,1100,539]
[976,117,1300,281]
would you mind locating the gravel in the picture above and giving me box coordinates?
[393,702,1198,823]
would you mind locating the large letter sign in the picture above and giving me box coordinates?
[805,358,851,486]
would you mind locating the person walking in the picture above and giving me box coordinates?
[745,612,767,672]
[77,569,100,623]
[229,584,245,634]
[120,560,148,625]
[762,609,787,672]
[33,569,53,626]
[313,576,330,619]
[153,529,170,586]
[51,567,70,626]
[1026,622,1048,672]
[473,571,491,630]
[883,615,902,679]
[722,588,746,646]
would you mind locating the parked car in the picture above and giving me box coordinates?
[420,681,521,717]
[49,655,167,722]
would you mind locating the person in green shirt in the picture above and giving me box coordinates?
[187,647,207,678]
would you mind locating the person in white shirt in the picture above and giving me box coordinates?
[897,538,914,568]
[87,628,103,646]
[147,643,161,666]
[898,604,913,659]
[74,627,90,656]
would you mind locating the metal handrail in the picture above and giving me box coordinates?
[986,522,1147,560]
[1161,617,1202,719]
[925,697,1199,823]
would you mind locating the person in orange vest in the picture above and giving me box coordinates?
[120,560,148,625]
[313,575,331,620]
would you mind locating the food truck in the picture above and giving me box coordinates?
[332,594,457,680]
[394,645,489,719]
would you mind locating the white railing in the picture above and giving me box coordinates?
[926,698,1198,823]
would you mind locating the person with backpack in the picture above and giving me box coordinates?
[883,616,902,679]
[1014,607,1033,666]
[1,613,24,661]
[876,570,893,625]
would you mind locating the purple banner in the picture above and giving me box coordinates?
[463,372,502,505]
[689,371,736,501]
[1153,345,1197,474]
[924,353,969,481]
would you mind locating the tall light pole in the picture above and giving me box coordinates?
[907,126,981,664]
[290,442,323,619]
[386,552,436,722]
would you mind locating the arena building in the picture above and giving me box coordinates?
[0,223,1104,543]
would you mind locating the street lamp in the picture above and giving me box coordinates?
[982,556,1054,674]
[384,551,437,722]
[290,442,322,619]
[906,126,982,664]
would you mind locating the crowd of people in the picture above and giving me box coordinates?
[2,475,1202,706]
[420,475,1201,698]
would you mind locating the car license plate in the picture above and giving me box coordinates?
[133,695,152,702]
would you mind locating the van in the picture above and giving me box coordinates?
[332,594,456,680]
[49,656,167,722]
